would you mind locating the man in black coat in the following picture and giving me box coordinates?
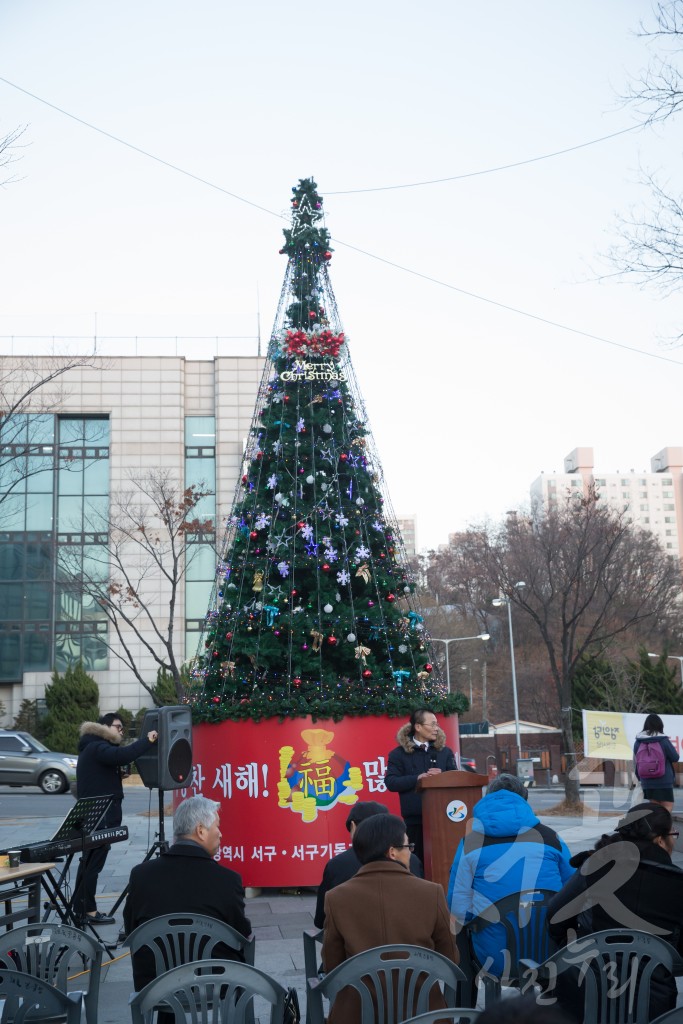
[123,794,251,993]
[74,713,158,925]
[314,800,423,928]
[384,708,457,864]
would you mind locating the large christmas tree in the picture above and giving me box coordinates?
[191,178,466,722]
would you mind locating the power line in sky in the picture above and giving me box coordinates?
[0,76,679,369]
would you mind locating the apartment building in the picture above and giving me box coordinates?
[530,446,683,559]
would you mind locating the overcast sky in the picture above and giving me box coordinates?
[2,1,682,550]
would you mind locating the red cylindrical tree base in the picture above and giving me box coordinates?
[178,714,459,887]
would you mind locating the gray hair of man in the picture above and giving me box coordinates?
[173,795,221,841]
[486,773,528,800]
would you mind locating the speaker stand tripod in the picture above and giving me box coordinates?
[111,787,169,936]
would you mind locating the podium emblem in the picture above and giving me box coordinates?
[446,799,468,823]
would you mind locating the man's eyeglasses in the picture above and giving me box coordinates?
[669,831,680,839]
[113,724,124,732]
[395,843,415,852]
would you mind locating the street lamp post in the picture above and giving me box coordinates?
[647,652,683,686]
[430,634,490,693]
[492,582,526,759]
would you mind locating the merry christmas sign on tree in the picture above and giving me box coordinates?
[185,180,465,884]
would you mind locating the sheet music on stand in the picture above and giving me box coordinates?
[50,795,114,842]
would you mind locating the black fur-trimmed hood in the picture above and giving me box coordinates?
[396,722,448,753]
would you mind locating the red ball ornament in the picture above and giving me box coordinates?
[425,663,433,673]
[308,311,317,319]
[368,600,375,607]
[322,563,330,572]
[284,395,290,403]
[362,669,372,679]
[226,632,233,640]
[293,677,302,687]
[241,475,248,484]
[327,635,338,646]
[324,251,332,260]
[291,589,298,596]
[340,453,348,462]
[240,698,250,705]
[250,531,258,540]
[297,521,305,529]
[387,593,396,602]
[212,696,220,703]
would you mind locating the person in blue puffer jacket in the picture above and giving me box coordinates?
[447,773,573,979]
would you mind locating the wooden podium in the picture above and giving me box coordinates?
[417,770,488,893]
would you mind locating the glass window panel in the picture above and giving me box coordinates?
[84,418,109,445]
[185,630,201,663]
[82,592,107,621]
[185,417,215,445]
[57,495,83,530]
[82,544,109,582]
[0,584,22,619]
[185,580,212,619]
[26,494,53,531]
[191,494,216,524]
[59,418,86,445]
[0,633,21,681]
[24,583,51,621]
[4,414,28,444]
[185,458,216,493]
[83,458,109,496]
[56,587,81,621]
[83,495,108,530]
[0,455,28,496]
[56,546,82,580]
[81,632,108,671]
[24,632,50,671]
[25,542,51,580]
[83,462,110,497]
[58,462,84,495]
[26,457,54,493]
[54,632,80,672]
[28,415,54,445]
[0,543,24,580]
[186,543,217,582]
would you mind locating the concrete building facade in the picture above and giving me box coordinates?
[0,354,263,719]
[531,446,683,560]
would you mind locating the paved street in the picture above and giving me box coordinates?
[0,781,679,1022]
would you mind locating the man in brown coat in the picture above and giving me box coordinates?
[322,813,458,1024]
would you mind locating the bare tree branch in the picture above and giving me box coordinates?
[0,125,28,188]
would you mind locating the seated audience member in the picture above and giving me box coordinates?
[314,800,423,928]
[123,795,251,994]
[448,773,573,979]
[547,802,683,1022]
[323,813,457,1024]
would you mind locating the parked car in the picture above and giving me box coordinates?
[460,756,478,773]
[0,731,77,794]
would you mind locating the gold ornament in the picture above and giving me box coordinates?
[252,570,264,592]
[356,563,371,584]
[354,645,371,665]
[398,617,410,633]
[351,437,366,447]
[221,660,236,678]
[310,629,324,652]
[417,671,430,682]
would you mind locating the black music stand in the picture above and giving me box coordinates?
[40,796,114,938]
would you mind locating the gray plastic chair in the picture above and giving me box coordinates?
[129,959,286,1024]
[401,1011,481,1024]
[0,921,105,1024]
[125,911,255,969]
[307,944,466,1024]
[127,912,256,1024]
[651,1009,683,1023]
[463,888,556,1004]
[0,967,82,1024]
[303,927,323,1024]
[520,928,683,1024]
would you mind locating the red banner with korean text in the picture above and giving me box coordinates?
[177,715,460,887]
